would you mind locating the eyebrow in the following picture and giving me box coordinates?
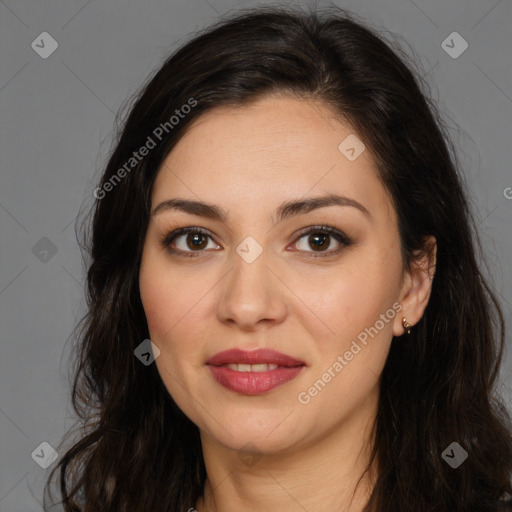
[151,193,372,223]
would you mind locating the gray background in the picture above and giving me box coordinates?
[1,0,511,509]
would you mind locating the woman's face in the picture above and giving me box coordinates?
[139,95,413,455]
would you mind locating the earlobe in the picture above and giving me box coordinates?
[393,236,437,336]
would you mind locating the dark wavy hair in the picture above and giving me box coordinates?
[44,5,512,511]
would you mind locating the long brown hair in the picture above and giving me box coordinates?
[44,5,512,511]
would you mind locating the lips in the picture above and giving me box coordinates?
[206,348,305,368]
[206,348,306,395]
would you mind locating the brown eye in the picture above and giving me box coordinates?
[307,232,331,251]
[185,232,208,250]
[161,227,220,257]
[293,225,352,257]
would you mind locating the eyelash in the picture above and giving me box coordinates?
[159,225,353,259]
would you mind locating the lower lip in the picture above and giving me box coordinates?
[207,365,305,395]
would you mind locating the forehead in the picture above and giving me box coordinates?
[152,96,393,223]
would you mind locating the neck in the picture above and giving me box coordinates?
[194,401,378,512]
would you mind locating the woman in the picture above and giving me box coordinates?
[44,5,512,511]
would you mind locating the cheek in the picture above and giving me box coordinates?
[139,272,173,338]
[139,261,207,405]
[298,278,396,411]
[139,251,198,340]
[139,255,214,376]
[300,253,400,381]
[308,268,394,336]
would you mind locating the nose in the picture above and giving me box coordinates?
[216,244,288,331]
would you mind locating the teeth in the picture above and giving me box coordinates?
[225,363,279,372]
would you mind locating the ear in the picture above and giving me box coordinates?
[393,235,437,336]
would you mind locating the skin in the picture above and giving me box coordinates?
[139,95,436,512]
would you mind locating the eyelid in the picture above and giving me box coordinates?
[160,224,352,257]
[293,225,352,245]
[159,226,219,257]
[289,225,352,257]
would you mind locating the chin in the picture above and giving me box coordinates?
[202,419,302,454]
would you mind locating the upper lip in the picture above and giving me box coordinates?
[206,348,305,367]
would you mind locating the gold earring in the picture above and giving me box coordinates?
[401,317,411,335]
